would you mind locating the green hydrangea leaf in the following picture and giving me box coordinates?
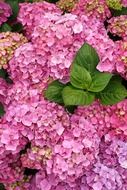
[88,70,113,92]
[73,43,100,73]
[0,23,12,32]
[111,7,127,16]
[62,85,95,106]
[44,80,65,104]
[98,77,127,105]
[12,23,23,32]
[0,69,7,79]
[70,64,92,89]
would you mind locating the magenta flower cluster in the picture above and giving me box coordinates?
[0,2,11,26]
[0,1,127,190]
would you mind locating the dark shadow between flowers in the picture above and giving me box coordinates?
[0,69,13,84]
[24,168,39,176]
[0,183,5,190]
[20,142,31,155]
[104,20,122,42]
[107,32,122,42]
[122,79,127,90]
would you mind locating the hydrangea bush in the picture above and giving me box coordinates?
[0,0,127,190]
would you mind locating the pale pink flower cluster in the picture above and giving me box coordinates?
[0,1,127,190]
[0,2,11,26]
[18,2,62,39]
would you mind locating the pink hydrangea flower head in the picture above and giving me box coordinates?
[0,2,12,26]
[18,2,62,38]
[122,0,127,7]
[72,0,111,21]
[32,13,85,80]
[0,157,24,184]
[71,101,113,137]
[21,99,70,167]
[8,42,50,84]
[0,78,9,104]
[32,11,115,81]
[114,41,127,79]
[5,176,31,190]
[109,99,127,135]
[96,37,127,79]
[21,145,52,170]
[0,116,28,155]
[18,3,116,81]
[0,32,27,69]
[108,15,127,40]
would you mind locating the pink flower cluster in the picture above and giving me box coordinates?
[113,41,127,78]
[0,1,127,190]
[72,0,111,21]
[122,0,127,7]
[18,2,62,39]
[18,0,127,79]
[108,15,127,40]
[0,2,11,26]
[0,78,8,104]
[0,32,27,69]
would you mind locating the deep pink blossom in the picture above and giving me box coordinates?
[0,2,11,26]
